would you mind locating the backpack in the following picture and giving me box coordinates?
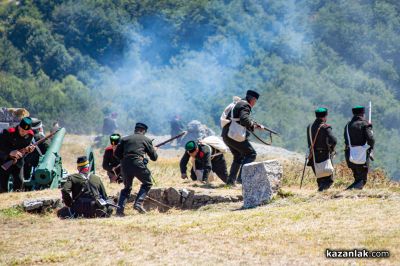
[220,96,241,128]
[199,136,229,153]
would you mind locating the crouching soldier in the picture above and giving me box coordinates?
[102,133,122,183]
[180,140,228,183]
[57,156,112,218]
[115,123,158,215]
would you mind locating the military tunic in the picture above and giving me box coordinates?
[115,132,158,212]
[59,173,109,218]
[344,116,375,189]
[102,145,121,182]
[221,99,257,183]
[0,126,33,192]
[180,143,228,183]
[306,118,337,191]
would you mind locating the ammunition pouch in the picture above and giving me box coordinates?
[72,197,98,218]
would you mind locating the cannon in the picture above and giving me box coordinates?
[23,128,67,190]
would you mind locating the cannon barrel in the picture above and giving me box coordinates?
[34,128,66,188]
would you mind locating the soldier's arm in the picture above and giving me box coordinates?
[179,152,190,174]
[202,146,213,180]
[102,150,113,172]
[365,124,375,149]
[239,104,255,130]
[61,177,73,207]
[325,126,337,150]
[145,139,158,161]
[98,177,108,199]
[114,140,124,160]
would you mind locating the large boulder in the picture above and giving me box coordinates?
[241,160,282,208]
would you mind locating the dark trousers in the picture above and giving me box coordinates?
[189,154,228,183]
[222,136,256,183]
[310,164,334,191]
[0,166,23,193]
[118,163,153,212]
[347,165,368,190]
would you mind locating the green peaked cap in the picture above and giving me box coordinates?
[315,107,328,113]
[185,141,197,152]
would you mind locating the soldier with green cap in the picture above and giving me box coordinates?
[180,140,228,183]
[115,123,158,215]
[221,90,263,185]
[102,133,122,183]
[344,106,375,189]
[58,156,111,218]
[306,108,337,191]
[0,117,35,192]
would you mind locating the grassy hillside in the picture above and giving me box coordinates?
[0,1,399,178]
[0,135,399,265]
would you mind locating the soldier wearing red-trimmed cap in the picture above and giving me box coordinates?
[221,90,263,185]
[102,133,122,183]
[306,108,337,191]
[0,117,35,192]
[114,123,158,215]
[58,156,110,218]
[344,106,375,190]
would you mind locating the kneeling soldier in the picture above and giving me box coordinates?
[180,140,228,183]
[58,156,111,218]
[102,133,122,183]
[115,123,158,215]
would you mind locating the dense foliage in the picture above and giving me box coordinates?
[0,0,399,179]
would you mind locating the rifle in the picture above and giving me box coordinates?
[155,131,187,148]
[368,101,374,161]
[299,154,308,189]
[1,129,60,171]
[250,123,279,145]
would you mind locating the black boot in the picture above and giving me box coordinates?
[116,190,128,216]
[134,186,149,214]
[227,162,241,185]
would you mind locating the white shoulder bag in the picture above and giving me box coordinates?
[346,124,369,165]
[309,124,334,178]
[227,102,247,142]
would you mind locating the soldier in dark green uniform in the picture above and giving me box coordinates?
[0,117,35,192]
[221,90,262,185]
[344,106,375,190]
[115,123,158,215]
[306,108,337,191]
[23,118,50,184]
[180,140,228,183]
[58,156,110,218]
[102,133,122,183]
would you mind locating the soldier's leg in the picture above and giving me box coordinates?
[346,166,360,190]
[352,166,368,189]
[117,175,134,215]
[0,168,10,193]
[223,137,243,184]
[237,140,257,183]
[11,166,23,192]
[134,167,153,214]
[317,176,333,191]
[211,154,228,183]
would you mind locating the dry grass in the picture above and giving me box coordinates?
[0,134,399,265]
